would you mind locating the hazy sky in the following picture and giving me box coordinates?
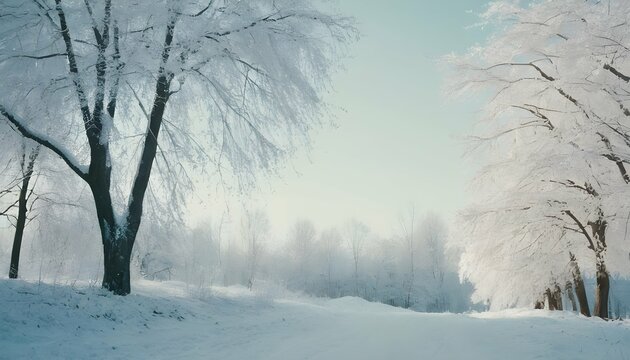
[213,1,493,237]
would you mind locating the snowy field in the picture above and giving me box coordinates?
[1,279,629,360]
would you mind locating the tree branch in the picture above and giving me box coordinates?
[0,104,88,180]
[547,179,599,197]
[7,53,67,60]
[82,0,103,44]
[125,13,178,237]
[176,0,214,17]
[205,12,308,39]
[54,0,92,129]
[107,22,122,119]
[604,63,630,83]
[563,210,596,251]
[511,104,555,130]
[597,132,630,184]
[482,61,556,81]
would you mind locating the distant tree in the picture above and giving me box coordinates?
[241,209,270,289]
[345,219,369,296]
[420,214,448,312]
[0,0,355,294]
[318,228,342,297]
[398,206,417,308]
[288,219,317,288]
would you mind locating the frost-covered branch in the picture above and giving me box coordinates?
[596,132,630,184]
[604,63,630,83]
[54,0,92,127]
[0,105,87,179]
[547,180,599,197]
[563,210,595,251]
[126,12,178,235]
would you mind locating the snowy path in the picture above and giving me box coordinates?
[1,279,629,360]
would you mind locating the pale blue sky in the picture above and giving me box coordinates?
[249,1,492,236]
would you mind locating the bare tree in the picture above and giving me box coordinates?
[421,214,448,312]
[8,144,40,279]
[319,228,342,297]
[345,219,369,296]
[241,209,269,289]
[399,206,416,308]
[288,219,317,289]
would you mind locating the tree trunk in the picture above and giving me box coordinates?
[88,161,127,294]
[594,261,610,319]
[8,148,38,279]
[52,3,173,296]
[569,253,590,317]
[102,237,132,295]
[8,181,29,279]
[545,288,557,310]
[553,284,563,311]
[565,281,577,312]
[98,14,176,296]
[90,179,136,295]
[590,213,609,319]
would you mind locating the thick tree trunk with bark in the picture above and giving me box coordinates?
[546,288,557,310]
[590,213,609,319]
[89,179,124,293]
[8,148,38,279]
[8,183,29,279]
[553,284,563,311]
[594,261,610,319]
[102,236,132,294]
[569,253,590,317]
[88,143,136,295]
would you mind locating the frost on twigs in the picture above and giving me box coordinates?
[0,0,357,209]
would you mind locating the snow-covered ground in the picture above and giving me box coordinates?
[1,279,629,360]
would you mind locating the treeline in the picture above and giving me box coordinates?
[137,212,476,313]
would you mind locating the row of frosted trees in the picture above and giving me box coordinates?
[450,0,630,319]
[137,211,475,313]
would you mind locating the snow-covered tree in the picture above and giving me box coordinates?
[398,206,417,308]
[318,227,343,297]
[420,213,449,312]
[344,219,369,295]
[0,0,356,294]
[449,0,630,318]
[287,219,317,289]
[241,208,269,289]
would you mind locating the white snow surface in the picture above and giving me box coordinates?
[1,279,629,360]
